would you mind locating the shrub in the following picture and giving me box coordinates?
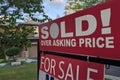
[0,48,5,59]
[5,47,21,61]
[5,47,21,57]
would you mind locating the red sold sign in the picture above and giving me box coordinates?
[39,53,104,80]
[39,0,120,60]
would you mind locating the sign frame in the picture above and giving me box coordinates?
[39,0,120,60]
[38,0,120,80]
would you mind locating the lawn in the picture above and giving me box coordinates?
[0,62,112,80]
[0,62,37,80]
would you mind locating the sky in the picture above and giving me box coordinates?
[16,0,67,22]
[43,0,67,20]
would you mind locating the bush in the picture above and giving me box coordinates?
[5,47,21,61]
[0,48,5,59]
[5,47,21,57]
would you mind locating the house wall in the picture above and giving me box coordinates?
[18,42,38,59]
[27,43,37,58]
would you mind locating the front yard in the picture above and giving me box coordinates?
[0,62,37,80]
[0,61,113,80]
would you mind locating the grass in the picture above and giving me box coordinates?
[0,61,112,80]
[0,62,37,80]
[105,78,112,80]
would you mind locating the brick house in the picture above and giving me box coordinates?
[18,22,40,59]
[0,21,40,59]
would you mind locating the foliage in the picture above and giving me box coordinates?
[64,0,108,15]
[0,0,51,25]
[0,59,5,63]
[0,48,4,59]
[0,24,35,48]
[5,47,21,61]
[5,47,21,57]
[0,62,37,80]
[0,0,51,60]
[0,24,36,60]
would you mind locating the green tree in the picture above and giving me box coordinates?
[64,0,108,15]
[0,0,51,25]
[0,0,51,60]
[0,24,35,60]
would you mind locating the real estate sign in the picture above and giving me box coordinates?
[39,0,120,60]
[39,53,104,80]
